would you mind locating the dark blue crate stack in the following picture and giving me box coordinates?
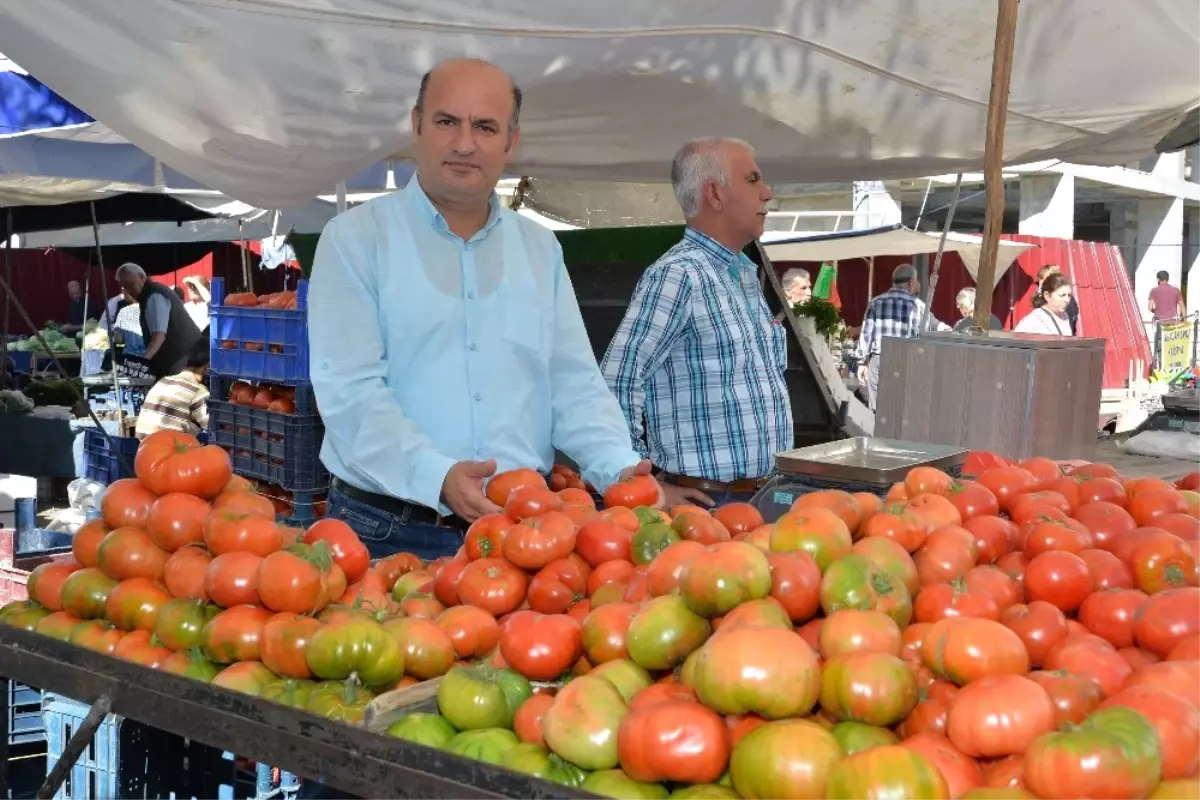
[82,429,139,485]
[207,279,326,526]
[5,680,45,749]
[42,694,298,800]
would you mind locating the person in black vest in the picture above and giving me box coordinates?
[115,262,202,379]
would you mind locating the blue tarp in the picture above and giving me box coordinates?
[0,71,91,136]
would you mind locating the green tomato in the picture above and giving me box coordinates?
[305,680,373,724]
[437,665,531,731]
[669,785,740,799]
[582,769,669,800]
[589,659,653,703]
[819,554,913,628]
[542,676,628,771]
[631,523,680,566]
[501,742,589,788]
[386,713,457,748]
[1024,706,1162,800]
[633,507,663,527]
[161,647,222,683]
[831,721,899,756]
[625,595,710,671]
[261,678,317,710]
[305,619,405,689]
[1,601,51,630]
[444,728,520,766]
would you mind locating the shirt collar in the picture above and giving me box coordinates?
[684,227,752,270]
[405,173,503,242]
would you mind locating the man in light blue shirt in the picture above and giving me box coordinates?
[308,59,654,560]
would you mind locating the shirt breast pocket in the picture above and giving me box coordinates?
[503,298,547,355]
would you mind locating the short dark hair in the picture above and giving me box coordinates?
[1157,270,1170,282]
[413,65,523,136]
[185,335,210,369]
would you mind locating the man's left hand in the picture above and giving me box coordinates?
[618,459,670,510]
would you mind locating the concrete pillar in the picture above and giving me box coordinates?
[1018,174,1075,239]
[1188,145,1199,185]
[1134,197,1184,317]
[1186,205,1200,313]
[1109,203,1137,275]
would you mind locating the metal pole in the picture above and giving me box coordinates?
[864,256,875,325]
[972,0,1021,330]
[921,173,965,332]
[2,210,11,378]
[90,202,125,431]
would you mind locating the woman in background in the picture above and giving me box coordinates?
[1015,273,1074,336]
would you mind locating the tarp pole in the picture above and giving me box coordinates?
[972,0,1021,330]
[336,182,347,215]
[921,173,964,331]
[2,210,11,376]
[90,202,124,430]
[864,256,875,326]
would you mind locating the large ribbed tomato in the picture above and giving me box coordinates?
[679,541,772,618]
[541,675,628,770]
[145,493,210,552]
[946,674,1055,758]
[201,604,272,664]
[825,745,949,799]
[96,527,169,582]
[1027,670,1103,727]
[1023,707,1163,800]
[729,719,841,800]
[685,626,820,719]
[1133,587,1200,658]
[818,609,901,659]
[581,602,638,664]
[99,478,157,529]
[921,618,1029,685]
[498,611,581,681]
[26,561,82,612]
[999,601,1069,667]
[819,651,917,726]
[771,508,853,570]
[617,698,728,785]
[134,430,231,499]
[104,577,171,632]
[1100,685,1199,780]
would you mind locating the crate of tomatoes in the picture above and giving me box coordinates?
[208,379,328,493]
[209,278,309,384]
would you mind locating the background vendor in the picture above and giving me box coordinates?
[135,336,210,439]
[114,262,202,379]
[308,58,660,561]
[61,280,100,335]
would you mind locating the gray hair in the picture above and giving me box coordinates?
[115,262,146,280]
[782,268,811,287]
[955,286,976,312]
[670,137,754,219]
[892,263,917,286]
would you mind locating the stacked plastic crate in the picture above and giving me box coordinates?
[206,279,328,525]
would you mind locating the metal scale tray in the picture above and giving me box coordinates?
[775,437,968,486]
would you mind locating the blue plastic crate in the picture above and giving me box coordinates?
[208,400,328,492]
[42,694,289,800]
[82,429,139,486]
[6,680,44,747]
[209,278,310,384]
[209,375,318,416]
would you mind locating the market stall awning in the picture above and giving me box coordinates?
[0,1,1195,209]
[0,66,91,136]
[762,225,1037,286]
[1,192,215,235]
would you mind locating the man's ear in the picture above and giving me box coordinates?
[704,181,722,212]
[411,106,421,136]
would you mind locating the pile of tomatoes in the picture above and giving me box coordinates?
[0,430,450,723]
[4,438,1199,800]
[381,462,1200,800]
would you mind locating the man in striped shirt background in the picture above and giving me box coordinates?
[601,138,793,508]
[134,336,211,439]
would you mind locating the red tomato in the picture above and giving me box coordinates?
[921,618,1030,686]
[1022,520,1093,558]
[587,560,637,595]
[946,674,1055,758]
[900,733,983,799]
[1078,548,1134,590]
[1019,457,1064,489]
[463,513,515,561]
[1100,685,1200,780]
[1010,491,1073,524]
[528,559,587,615]
[134,430,232,499]
[203,510,284,557]
[1024,551,1092,613]
[575,520,634,567]
[499,610,583,680]
[1078,588,1148,649]
[1123,661,1200,711]
[1027,669,1103,726]
[946,480,1000,522]
[861,504,927,553]
[256,544,329,614]
[513,693,555,746]
[104,577,171,632]
[71,519,110,569]
[765,550,822,624]
[580,601,638,664]
[915,527,978,586]
[204,551,263,607]
[913,579,1001,624]
[963,565,1022,610]
[26,562,82,612]
[1128,529,1198,594]
[1133,586,1200,658]
[260,612,321,679]
[976,467,1038,512]
[501,512,576,571]
[1044,636,1133,697]
[435,605,500,660]
[1074,501,1137,552]
[712,502,765,536]
[1166,633,1200,661]
[456,558,528,617]
[163,547,212,600]
[1129,488,1188,527]
[145,493,210,552]
[484,468,547,506]
[618,699,728,785]
[97,527,169,582]
[962,515,1014,564]
[100,478,157,529]
[790,491,859,534]
[998,601,1069,667]
[818,609,901,659]
[200,604,271,663]
[303,519,370,583]
[504,487,564,521]
[645,540,706,598]
[602,474,659,509]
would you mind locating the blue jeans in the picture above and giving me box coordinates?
[326,485,465,561]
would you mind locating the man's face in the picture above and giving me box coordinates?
[785,277,812,305]
[411,62,519,205]
[117,273,144,298]
[714,145,772,244]
[909,278,921,295]
[67,282,82,301]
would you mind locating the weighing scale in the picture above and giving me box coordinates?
[750,437,968,523]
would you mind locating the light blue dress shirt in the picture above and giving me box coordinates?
[308,175,641,512]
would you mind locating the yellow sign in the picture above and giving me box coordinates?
[1160,321,1194,375]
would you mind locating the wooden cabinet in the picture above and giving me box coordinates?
[873,332,1106,462]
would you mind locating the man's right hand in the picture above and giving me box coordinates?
[441,459,503,522]
[857,364,869,385]
[659,482,715,509]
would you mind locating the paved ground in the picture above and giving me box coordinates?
[1093,437,1196,481]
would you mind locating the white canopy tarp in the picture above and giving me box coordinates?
[0,1,1195,209]
[763,225,1036,287]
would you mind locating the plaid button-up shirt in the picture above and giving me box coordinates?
[601,229,793,481]
[856,288,939,361]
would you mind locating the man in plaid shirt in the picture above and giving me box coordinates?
[856,264,947,410]
[601,138,792,508]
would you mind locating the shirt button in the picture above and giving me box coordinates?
[473,392,482,401]
[468,343,478,352]
[466,291,476,300]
